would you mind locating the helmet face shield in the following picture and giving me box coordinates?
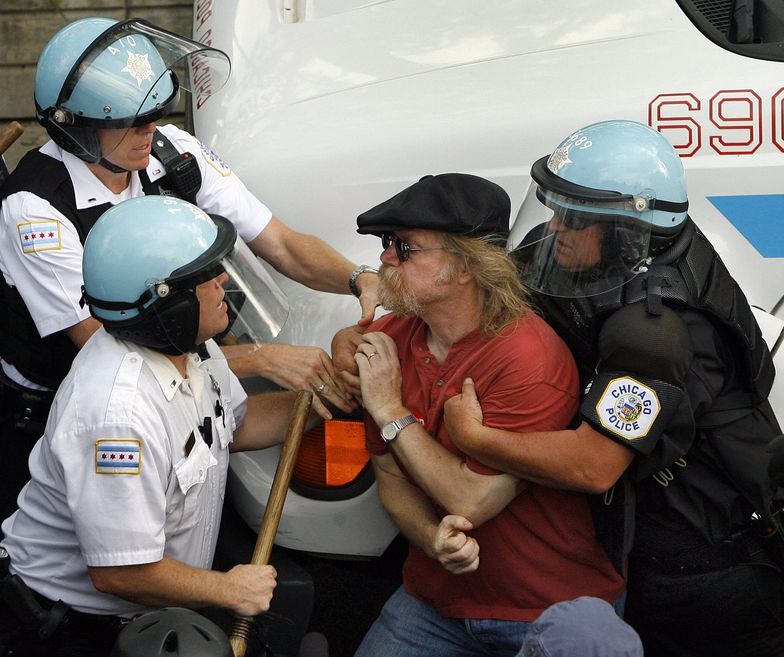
[509,121,691,299]
[46,19,230,161]
[509,181,654,298]
[214,237,290,350]
[149,234,290,355]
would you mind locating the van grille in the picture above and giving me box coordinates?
[691,0,734,35]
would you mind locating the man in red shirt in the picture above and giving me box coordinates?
[348,174,624,657]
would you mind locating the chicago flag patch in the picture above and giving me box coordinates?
[95,439,141,474]
[596,376,661,440]
[18,220,62,253]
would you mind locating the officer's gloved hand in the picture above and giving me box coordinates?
[767,435,784,489]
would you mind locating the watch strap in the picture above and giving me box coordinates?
[348,264,378,297]
[381,414,418,442]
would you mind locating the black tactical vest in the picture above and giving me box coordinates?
[0,131,198,389]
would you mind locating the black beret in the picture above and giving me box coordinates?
[356,173,511,241]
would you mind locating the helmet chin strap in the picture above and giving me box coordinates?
[99,157,128,174]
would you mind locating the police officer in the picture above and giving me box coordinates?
[442,120,784,656]
[0,195,316,657]
[0,16,379,521]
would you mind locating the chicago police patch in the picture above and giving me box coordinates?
[198,140,231,176]
[596,376,660,440]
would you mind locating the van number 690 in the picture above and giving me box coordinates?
[648,89,784,157]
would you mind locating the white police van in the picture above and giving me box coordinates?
[190,0,784,561]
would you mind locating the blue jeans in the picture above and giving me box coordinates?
[353,587,531,657]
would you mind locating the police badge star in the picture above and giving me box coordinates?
[547,145,572,173]
[121,51,154,87]
[596,376,661,440]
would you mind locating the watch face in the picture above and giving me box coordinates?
[381,422,397,441]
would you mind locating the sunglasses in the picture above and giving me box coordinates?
[552,211,598,231]
[381,233,446,262]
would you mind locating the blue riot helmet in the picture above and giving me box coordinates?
[34,17,230,166]
[111,608,231,657]
[509,120,689,298]
[82,196,288,355]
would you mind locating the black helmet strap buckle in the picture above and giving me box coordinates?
[49,107,75,126]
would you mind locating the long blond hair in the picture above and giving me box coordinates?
[440,233,532,338]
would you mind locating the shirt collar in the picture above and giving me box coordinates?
[135,345,205,402]
[409,317,483,357]
[40,139,165,209]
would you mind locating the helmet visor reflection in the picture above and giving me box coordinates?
[58,19,231,117]
[508,183,653,298]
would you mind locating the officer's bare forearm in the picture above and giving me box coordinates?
[455,421,634,494]
[231,390,320,452]
[276,232,355,293]
[64,316,102,349]
[89,557,232,609]
[247,217,356,294]
[220,342,266,379]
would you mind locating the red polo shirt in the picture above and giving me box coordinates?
[365,311,624,621]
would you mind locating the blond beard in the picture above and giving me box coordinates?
[378,265,421,315]
[377,263,455,316]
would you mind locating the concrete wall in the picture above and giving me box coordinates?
[0,1,193,170]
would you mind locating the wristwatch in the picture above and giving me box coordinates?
[380,414,418,443]
[348,264,378,297]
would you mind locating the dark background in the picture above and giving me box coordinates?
[215,501,405,657]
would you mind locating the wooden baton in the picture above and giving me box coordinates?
[0,121,23,157]
[229,390,314,657]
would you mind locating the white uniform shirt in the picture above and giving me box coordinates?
[0,124,271,346]
[0,329,248,617]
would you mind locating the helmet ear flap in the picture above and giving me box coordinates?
[610,220,649,267]
[44,123,102,163]
[101,291,201,355]
[38,106,102,162]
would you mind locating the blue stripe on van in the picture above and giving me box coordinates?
[707,195,784,258]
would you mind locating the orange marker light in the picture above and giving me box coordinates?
[293,419,370,488]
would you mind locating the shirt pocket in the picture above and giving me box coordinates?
[169,438,218,532]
